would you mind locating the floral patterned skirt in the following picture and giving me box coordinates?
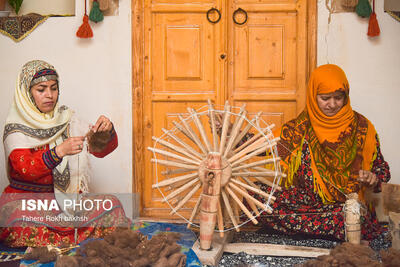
[251,184,383,241]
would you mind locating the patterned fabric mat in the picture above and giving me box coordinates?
[0,13,48,42]
[0,221,201,266]
[0,243,25,264]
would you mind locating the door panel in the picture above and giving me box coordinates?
[152,12,217,92]
[142,0,224,218]
[134,0,315,219]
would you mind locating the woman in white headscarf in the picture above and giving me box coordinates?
[0,60,128,247]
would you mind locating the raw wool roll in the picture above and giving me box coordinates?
[367,0,380,37]
[341,0,358,9]
[76,0,93,38]
[355,0,372,17]
[98,0,110,11]
[89,0,104,23]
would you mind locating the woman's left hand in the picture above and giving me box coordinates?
[92,115,113,133]
[358,170,377,187]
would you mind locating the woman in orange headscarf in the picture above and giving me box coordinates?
[258,64,390,241]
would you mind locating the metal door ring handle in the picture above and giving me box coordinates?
[207,7,221,24]
[233,8,248,25]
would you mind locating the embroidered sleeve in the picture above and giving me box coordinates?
[90,124,118,158]
[9,148,53,181]
[371,134,391,193]
[42,147,62,169]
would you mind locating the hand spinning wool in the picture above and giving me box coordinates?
[0,60,129,248]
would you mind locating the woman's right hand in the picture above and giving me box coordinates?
[55,136,85,158]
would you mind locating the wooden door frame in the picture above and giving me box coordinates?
[132,0,317,214]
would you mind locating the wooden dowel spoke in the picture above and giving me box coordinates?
[162,128,204,160]
[229,182,272,213]
[207,100,219,152]
[162,178,200,202]
[187,195,202,229]
[251,175,282,191]
[219,102,231,153]
[229,138,271,164]
[148,147,200,165]
[231,178,276,201]
[151,158,198,170]
[217,199,224,237]
[170,183,201,214]
[221,189,240,232]
[232,158,280,172]
[223,107,247,157]
[188,108,212,152]
[225,187,258,224]
[232,171,280,178]
[152,172,198,188]
[239,176,260,190]
[251,166,286,177]
[240,183,260,217]
[230,144,270,168]
[153,136,202,163]
[233,124,275,153]
[162,168,190,176]
[172,121,195,143]
[231,111,261,149]
[178,114,208,155]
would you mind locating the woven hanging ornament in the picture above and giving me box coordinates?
[76,0,93,38]
[98,0,110,11]
[89,0,104,23]
[341,0,358,9]
[356,0,372,17]
[367,0,380,37]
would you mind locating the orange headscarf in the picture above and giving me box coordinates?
[278,64,378,203]
[306,64,354,143]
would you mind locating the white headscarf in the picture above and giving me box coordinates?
[3,60,90,197]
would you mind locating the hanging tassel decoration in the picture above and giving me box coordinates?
[76,0,93,38]
[356,0,372,18]
[89,0,104,23]
[367,0,380,37]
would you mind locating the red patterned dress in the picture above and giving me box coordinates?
[0,130,130,247]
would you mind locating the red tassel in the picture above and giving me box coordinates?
[76,14,93,38]
[368,0,380,37]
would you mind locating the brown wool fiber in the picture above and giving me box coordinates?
[87,130,111,152]
[300,242,400,267]
[54,228,186,267]
[23,247,58,263]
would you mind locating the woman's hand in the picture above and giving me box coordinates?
[55,136,85,157]
[358,170,378,187]
[92,115,113,133]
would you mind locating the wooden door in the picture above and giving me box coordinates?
[133,0,316,219]
[228,0,310,127]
